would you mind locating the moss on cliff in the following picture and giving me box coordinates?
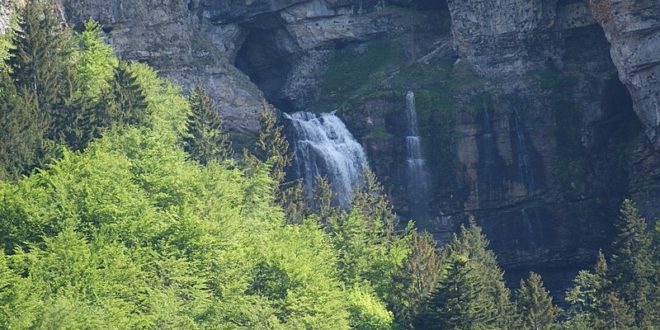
[537,69,588,194]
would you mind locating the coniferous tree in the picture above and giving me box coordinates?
[280,178,308,224]
[314,175,338,222]
[416,255,497,329]
[254,103,291,186]
[9,0,78,133]
[565,251,634,330]
[351,168,397,239]
[517,272,560,330]
[183,85,232,164]
[610,199,656,328]
[97,63,148,130]
[59,19,119,150]
[392,230,441,327]
[0,70,47,180]
[440,219,517,329]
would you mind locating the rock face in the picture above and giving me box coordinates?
[590,0,660,148]
[60,0,268,146]
[2,0,657,294]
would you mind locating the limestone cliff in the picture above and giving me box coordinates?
[590,0,660,148]
[1,0,658,294]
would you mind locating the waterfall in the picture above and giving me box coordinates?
[285,111,368,208]
[511,110,536,191]
[404,91,430,216]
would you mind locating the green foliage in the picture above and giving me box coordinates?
[184,85,232,164]
[347,286,394,329]
[416,220,514,329]
[0,126,357,328]
[0,69,48,180]
[416,255,497,330]
[9,0,78,119]
[253,104,291,186]
[76,19,118,103]
[391,230,442,327]
[440,219,517,329]
[610,199,657,328]
[98,63,149,129]
[517,273,560,330]
[128,61,190,143]
[565,251,634,330]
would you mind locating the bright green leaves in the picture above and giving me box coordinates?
[76,20,118,103]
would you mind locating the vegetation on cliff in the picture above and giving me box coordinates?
[0,1,657,329]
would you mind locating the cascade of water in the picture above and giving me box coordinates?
[285,111,368,208]
[511,110,535,191]
[404,91,430,214]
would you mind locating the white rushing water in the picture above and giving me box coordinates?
[285,111,368,208]
[404,91,430,204]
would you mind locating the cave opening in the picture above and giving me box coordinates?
[596,77,640,145]
[234,15,299,112]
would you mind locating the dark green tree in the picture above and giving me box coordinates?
[415,255,497,329]
[313,175,338,222]
[565,251,634,330]
[517,272,560,330]
[97,63,148,129]
[0,70,47,180]
[440,218,517,329]
[183,85,232,164]
[610,199,656,328]
[350,168,397,240]
[9,0,79,136]
[392,230,441,327]
[254,103,291,186]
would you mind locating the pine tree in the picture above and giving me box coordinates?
[415,255,497,329]
[254,103,291,186]
[350,168,397,240]
[566,251,635,330]
[392,230,441,327]
[0,70,47,180]
[610,199,656,328]
[98,63,148,129]
[279,178,308,224]
[313,175,338,222]
[440,218,517,329]
[9,0,78,134]
[183,85,232,164]
[516,272,559,330]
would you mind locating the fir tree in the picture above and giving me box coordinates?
[610,199,656,328]
[565,251,634,330]
[279,178,308,224]
[183,85,232,164]
[351,168,397,240]
[517,272,559,330]
[0,70,47,180]
[440,218,517,329]
[98,62,148,129]
[9,0,78,133]
[416,255,497,329]
[313,175,338,222]
[254,103,291,186]
[392,230,441,327]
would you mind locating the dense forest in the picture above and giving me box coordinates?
[0,1,657,329]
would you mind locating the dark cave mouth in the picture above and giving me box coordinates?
[234,16,298,112]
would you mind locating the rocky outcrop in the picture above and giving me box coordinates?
[61,0,267,145]
[589,0,660,148]
[446,0,597,80]
[0,0,12,34]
